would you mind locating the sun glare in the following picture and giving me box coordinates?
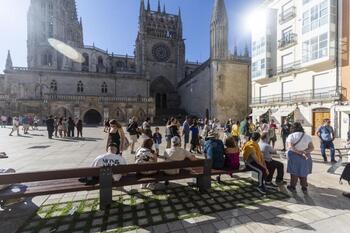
[244,8,267,33]
[48,38,85,64]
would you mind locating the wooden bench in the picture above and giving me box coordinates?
[0,159,213,210]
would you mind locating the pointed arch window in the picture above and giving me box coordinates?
[98,56,104,66]
[101,82,108,94]
[77,81,84,93]
[50,80,57,92]
[42,52,53,66]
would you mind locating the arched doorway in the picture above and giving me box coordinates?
[84,109,102,125]
[150,76,175,115]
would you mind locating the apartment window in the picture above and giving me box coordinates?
[311,37,318,60]
[303,0,311,4]
[302,11,310,34]
[302,41,310,62]
[261,59,265,69]
[319,33,328,58]
[302,0,329,34]
[282,26,293,40]
[319,0,329,26]
[302,32,328,63]
[282,53,293,71]
[310,5,319,31]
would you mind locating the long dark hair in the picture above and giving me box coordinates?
[291,122,304,133]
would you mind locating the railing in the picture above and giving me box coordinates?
[43,94,153,103]
[276,60,302,75]
[278,33,297,50]
[279,6,296,24]
[251,86,345,105]
[11,66,137,75]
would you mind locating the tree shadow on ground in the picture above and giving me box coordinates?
[12,179,318,233]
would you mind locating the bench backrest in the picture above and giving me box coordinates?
[0,159,210,185]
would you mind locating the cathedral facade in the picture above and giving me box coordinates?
[0,0,250,124]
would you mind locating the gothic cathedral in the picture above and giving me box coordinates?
[0,0,250,124]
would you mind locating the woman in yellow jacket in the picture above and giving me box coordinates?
[242,132,270,195]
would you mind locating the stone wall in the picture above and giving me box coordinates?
[211,60,250,122]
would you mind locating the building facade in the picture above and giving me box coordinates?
[250,0,347,137]
[0,0,250,125]
[178,0,251,122]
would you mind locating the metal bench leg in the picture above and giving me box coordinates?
[99,167,112,210]
[197,159,212,192]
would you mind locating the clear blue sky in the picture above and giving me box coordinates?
[0,0,261,72]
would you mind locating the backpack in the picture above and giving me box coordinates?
[340,163,350,185]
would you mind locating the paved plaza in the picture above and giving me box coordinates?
[1,126,350,233]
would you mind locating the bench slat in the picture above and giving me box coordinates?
[0,167,100,185]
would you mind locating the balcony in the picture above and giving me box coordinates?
[277,60,301,75]
[250,86,345,106]
[279,6,296,24]
[278,33,298,50]
[16,94,153,103]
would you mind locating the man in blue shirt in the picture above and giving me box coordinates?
[317,119,336,163]
[204,130,225,169]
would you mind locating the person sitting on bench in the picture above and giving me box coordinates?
[135,138,158,189]
[91,142,127,181]
[164,136,196,175]
[242,132,269,195]
[203,130,225,169]
[259,133,286,186]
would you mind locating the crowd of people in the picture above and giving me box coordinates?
[87,115,328,195]
[45,115,83,139]
[0,113,340,197]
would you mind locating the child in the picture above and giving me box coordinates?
[153,127,162,156]
[224,136,240,177]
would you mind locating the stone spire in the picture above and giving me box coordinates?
[147,0,150,11]
[158,0,161,12]
[210,0,229,60]
[178,8,182,38]
[5,50,13,70]
[163,4,166,14]
[140,0,145,16]
[233,40,238,57]
[243,43,249,57]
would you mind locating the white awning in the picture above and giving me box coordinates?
[272,107,294,117]
[253,109,269,117]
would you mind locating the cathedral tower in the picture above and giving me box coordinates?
[135,0,185,113]
[210,0,229,60]
[27,0,84,70]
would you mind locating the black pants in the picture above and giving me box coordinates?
[48,129,54,139]
[265,159,284,183]
[246,161,267,187]
[282,135,287,150]
[68,127,75,137]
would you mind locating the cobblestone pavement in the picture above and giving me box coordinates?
[0,126,350,233]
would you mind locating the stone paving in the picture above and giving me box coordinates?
[0,126,350,233]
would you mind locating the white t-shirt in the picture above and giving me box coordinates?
[164,147,195,175]
[286,132,312,151]
[91,153,127,181]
